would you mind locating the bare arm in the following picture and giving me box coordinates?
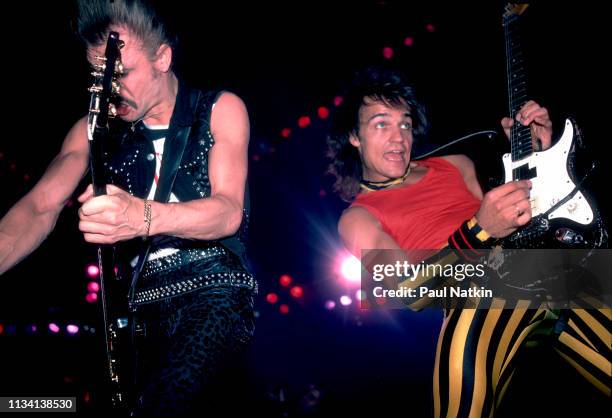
[78,92,250,244]
[442,154,484,200]
[0,117,89,274]
[338,206,402,257]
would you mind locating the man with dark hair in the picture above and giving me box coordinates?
[328,66,610,417]
[0,0,255,415]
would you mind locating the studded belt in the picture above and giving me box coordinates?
[141,246,228,278]
[132,271,256,305]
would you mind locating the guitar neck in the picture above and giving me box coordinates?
[504,7,533,162]
[89,126,109,197]
[85,31,130,409]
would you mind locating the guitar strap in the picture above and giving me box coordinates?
[127,89,201,310]
[122,89,201,412]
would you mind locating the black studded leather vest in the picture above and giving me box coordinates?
[103,82,250,268]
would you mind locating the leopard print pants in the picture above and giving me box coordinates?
[131,281,255,416]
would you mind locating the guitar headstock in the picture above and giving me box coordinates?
[503,3,529,19]
[87,32,124,140]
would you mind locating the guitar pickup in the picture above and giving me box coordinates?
[512,163,537,180]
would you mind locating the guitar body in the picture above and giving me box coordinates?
[501,118,606,249]
[503,119,592,223]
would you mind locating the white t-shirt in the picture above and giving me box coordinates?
[144,123,179,203]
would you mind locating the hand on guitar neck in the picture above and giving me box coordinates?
[78,183,149,245]
[471,100,553,239]
[501,100,553,151]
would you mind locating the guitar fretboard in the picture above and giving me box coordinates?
[504,11,533,163]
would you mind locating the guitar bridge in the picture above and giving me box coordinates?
[555,228,585,245]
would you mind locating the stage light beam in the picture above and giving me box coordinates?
[340,254,361,284]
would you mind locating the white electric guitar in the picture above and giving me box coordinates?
[500,4,606,248]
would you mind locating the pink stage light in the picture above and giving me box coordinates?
[339,295,352,306]
[85,293,98,303]
[382,46,394,59]
[86,264,99,278]
[87,281,100,293]
[66,324,79,335]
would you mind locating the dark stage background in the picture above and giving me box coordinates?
[0,1,609,416]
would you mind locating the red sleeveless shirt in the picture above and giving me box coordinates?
[351,157,481,250]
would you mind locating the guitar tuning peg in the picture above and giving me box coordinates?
[92,56,106,70]
[108,103,117,118]
[91,71,104,78]
[88,84,103,93]
[118,40,125,49]
[111,81,121,95]
[114,61,124,75]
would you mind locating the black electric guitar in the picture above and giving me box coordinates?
[86,31,130,410]
[499,4,607,249]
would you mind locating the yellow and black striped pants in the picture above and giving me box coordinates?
[434,299,611,418]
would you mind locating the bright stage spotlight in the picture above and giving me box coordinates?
[340,254,361,284]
